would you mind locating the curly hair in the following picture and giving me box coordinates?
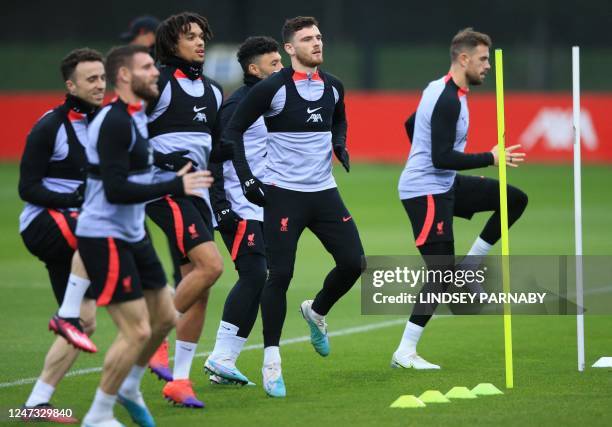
[237,36,280,73]
[155,12,213,63]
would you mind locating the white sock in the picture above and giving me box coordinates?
[230,336,247,363]
[467,237,493,257]
[173,340,197,380]
[396,321,424,355]
[264,346,281,366]
[25,379,55,407]
[83,388,116,423]
[211,321,245,364]
[119,364,146,399]
[57,274,90,318]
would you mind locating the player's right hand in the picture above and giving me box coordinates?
[178,162,214,196]
[491,144,526,167]
[241,177,266,207]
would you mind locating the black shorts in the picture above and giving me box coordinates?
[146,195,214,265]
[78,236,167,306]
[218,219,266,262]
[21,209,93,305]
[402,174,500,247]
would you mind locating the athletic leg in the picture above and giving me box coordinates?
[173,242,223,313]
[83,300,151,424]
[308,189,365,316]
[51,251,97,353]
[392,193,455,370]
[205,220,266,384]
[146,196,222,395]
[453,175,528,254]
[260,186,308,397]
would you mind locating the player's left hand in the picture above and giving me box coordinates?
[491,144,526,168]
[154,150,198,172]
[215,207,243,233]
[178,163,214,195]
[333,144,350,172]
[71,183,86,206]
[241,176,266,207]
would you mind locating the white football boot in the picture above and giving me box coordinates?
[391,352,441,370]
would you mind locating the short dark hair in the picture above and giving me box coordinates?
[60,48,104,81]
[119,15,160,42]
[450,28,492,62]
[237,36,280,73]
[105,45,150,86]
[155,12,213,63]
[282,16,319,43]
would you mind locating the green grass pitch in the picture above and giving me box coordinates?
[0,162,610,426]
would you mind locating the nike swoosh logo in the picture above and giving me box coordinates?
[180,346,194,352]
[193,106,207,112]
[342,216,352,222]
[307,107,322,114]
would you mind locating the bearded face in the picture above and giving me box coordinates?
[129,53,159,102]
[286,25,324,68]
[464,44,490,86]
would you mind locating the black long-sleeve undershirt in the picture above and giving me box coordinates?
[404,112,415,143]
[331,78,348,150]
[97,107,183,204]
[18,112,83,208]
[225,75,280,183]
[430,87,493,170]
[209,87,247,211]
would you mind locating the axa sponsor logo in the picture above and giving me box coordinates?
[519,108,598,151]
[306,106,323,123]
[193,105,207,122]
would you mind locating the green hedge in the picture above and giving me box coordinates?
[3,43,611,91]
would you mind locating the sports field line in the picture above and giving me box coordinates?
[0,318,408,389]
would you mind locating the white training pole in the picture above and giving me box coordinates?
[572,46,585,372]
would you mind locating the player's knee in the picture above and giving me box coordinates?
[130,321,152,345]
[267,265,293,289]
[250,265,268,288]
[192,252,224,283]
[337,253,366,278]
[509,187,528,216]
[208,256,224,281]
[239,261,268,288]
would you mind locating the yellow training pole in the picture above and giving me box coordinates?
[495,49,514,389]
